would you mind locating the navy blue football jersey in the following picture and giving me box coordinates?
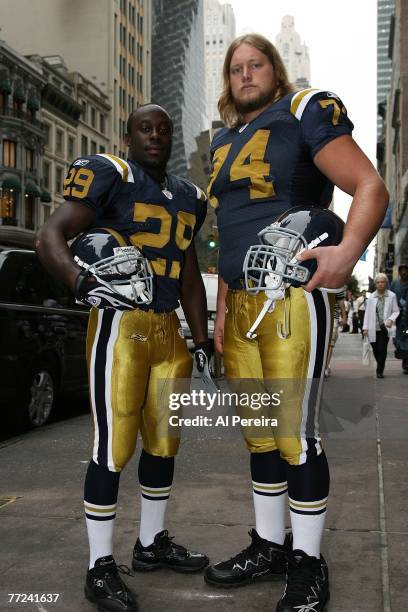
[208,88,354,285]
[63,154,207,311]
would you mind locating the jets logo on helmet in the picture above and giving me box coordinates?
[71,228,154,309]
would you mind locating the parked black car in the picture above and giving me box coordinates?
[0,249,89,429]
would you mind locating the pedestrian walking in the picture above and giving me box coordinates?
[356,290,367,335]
[391,264,408,373]
[363,273,399,378]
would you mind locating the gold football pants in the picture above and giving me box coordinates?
[224,288,334,465]
[86,307,192,472]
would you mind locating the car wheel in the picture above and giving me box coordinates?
[25,363,57,427]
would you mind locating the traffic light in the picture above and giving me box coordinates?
[208,233,217,249]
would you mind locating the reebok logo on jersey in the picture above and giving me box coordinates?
[73,158,90,166]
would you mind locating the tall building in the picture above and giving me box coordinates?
[275,16,310,90]
[377,0,395,138]
[27,55,110,222]
[0,0,151,156]
[152,0,207,177]
[0,41,46,248]
[376,0,408,274]
[204,0,236,124]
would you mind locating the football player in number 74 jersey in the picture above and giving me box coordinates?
[203,34,388,612]
[36,105,210,612]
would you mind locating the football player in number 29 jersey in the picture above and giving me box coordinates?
[203,35,388,612]
[36,105,210,612]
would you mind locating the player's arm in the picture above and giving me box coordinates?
[35,201,96,291]
[299,135,388,291]
[214,276,228,355]
[179,241,208,345]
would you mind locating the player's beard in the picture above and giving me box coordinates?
[235,87,276,115]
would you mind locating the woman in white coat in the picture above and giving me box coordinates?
[363,273,400,377]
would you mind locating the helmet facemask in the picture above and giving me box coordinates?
[244,225,311,295]
[75,246,153,305]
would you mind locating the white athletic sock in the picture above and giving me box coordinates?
[289,497,327,558]
[252,480,287,545]
[139,485,171,547]
[84,501,117,569]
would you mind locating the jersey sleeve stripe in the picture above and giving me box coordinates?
[96,153,135,183]
[194,184,207,201]
[290,88,328,120]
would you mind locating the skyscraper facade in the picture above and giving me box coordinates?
[204,0,236,125]
[275,16,310,90]
[0,0,151,156]
[377,0,395,138]
[151,0,207,177]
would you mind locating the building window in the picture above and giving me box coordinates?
[56,129,64,155]
[24,195,35,230]
[91,140,97,155]
[81,135,88,156]
[100,145,106,154]
[55,167,63,194]
[100,113,105,134]
[25,148,34,172]
[43,161,50,189]
[81,100,87,122]
[43,123,51,149]
[68,136,75,160]
[1,190,16,222]
[3,140,17,167]
[91,107,96,128]
[0,92,7,112]
[42,204,51,223]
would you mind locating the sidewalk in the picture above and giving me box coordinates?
[0,333,407,612]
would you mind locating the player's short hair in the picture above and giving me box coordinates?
[374,272,389,284]
[126,104,173,134]
[218,33,294,128]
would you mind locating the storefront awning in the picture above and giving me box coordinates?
[40,190,52,203]
[1,175,21,191]
[0,79,12,94]
[25,181,42,197]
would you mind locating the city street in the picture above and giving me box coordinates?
[0,332,407,612]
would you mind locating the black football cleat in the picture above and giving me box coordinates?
[132,529,209,573]
[204,529,291,588]
[85,555,138,612]
[276,549,329,612]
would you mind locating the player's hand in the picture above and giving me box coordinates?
[214,309,226,355]
[74,269,134,310]
[385,319,393,328]
[362,330,368,337]
[194,340,217,389]
[296,245,357,292]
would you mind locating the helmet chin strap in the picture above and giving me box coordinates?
[246,269,287,340]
